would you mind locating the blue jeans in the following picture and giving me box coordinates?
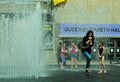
[83,51,91,68]
[60,55,65,63]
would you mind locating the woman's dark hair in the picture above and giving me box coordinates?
[82,30,94,47]
[85,30,94,41]
[86,30,94,37]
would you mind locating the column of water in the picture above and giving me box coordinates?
[0,1,48,78]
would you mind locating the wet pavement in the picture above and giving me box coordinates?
[0,64,120,82]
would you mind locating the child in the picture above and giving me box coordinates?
[60,43,67,69]
[98,40,107,74]
[70,42,78,68]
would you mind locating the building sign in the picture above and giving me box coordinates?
[59,24,120,37]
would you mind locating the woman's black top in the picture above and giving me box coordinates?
[82,36,94,53]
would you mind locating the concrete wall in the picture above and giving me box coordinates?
[53,0,120,60]
[0,0,50,13]
[54,0,120,24]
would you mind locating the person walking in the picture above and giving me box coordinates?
[81,30,94,75]
[57,42,62,65]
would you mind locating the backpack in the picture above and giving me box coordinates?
[78,41,90,50]
[77,41,83,49]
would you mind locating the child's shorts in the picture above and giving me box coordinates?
[71,54,77,58]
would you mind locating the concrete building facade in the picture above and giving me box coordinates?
[53,0,120,60]
[0,0,120,60]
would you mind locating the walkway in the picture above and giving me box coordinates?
[0,60,120,82]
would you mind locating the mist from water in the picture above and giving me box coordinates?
[0,2,47,78]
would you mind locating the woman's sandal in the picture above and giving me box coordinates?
[86,70,91,76]
[98,71,102,74]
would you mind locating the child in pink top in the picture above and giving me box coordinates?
[60,43,67,69]
[70,42,78,68]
